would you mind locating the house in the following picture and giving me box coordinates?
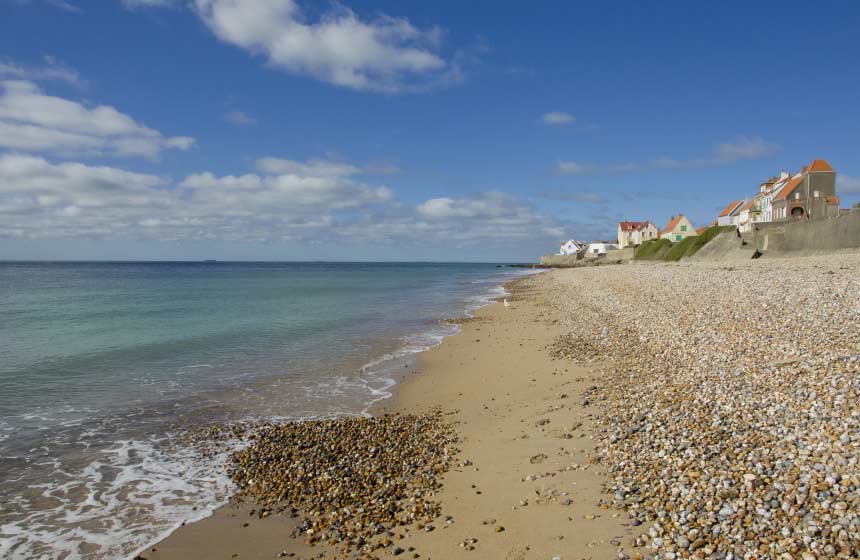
[586,241,619,257]
[716,200,745,227]
[617,220,659,248]
[558,239,586,256]
[736,199,756,233]
[660,214,697,242]
[771,159,840,222]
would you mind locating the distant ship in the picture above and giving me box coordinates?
[203,259,217,263]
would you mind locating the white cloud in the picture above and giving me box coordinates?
[0,152,561,250]
[255,157,360,177]
[180,171,392,211]
[541,112,575,125]
[191,0,452,93]
[0,56,82,86]
[557,161,639,175]
[559,136,780,175]
[122,0,175,7]
[0,153,394,241]
[410,192,558,242]
[838,175,860,194]
[224,110,256,126]
[0,80,194,159]
[652,136,780,169]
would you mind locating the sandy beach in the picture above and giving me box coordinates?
[146,253,860,559]
[145,271,629,559]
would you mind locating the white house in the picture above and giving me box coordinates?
[558,239,586,256]
[617,220,659,248]
[716,200,745,227]
[586,242,619,256]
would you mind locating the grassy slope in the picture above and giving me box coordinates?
[634,226,733,261]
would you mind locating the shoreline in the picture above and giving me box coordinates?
[145,270,629,559]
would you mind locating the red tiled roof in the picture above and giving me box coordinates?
[718,200,744,217]
[808,159,835,172]
[774,175,804,201]
[618,220,653,232]
[695,226,709,235]
[827,195,840,205]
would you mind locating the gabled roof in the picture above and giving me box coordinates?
[773,175,804,201]
[718,200,744,217]
[618,220,654,232]
[738,199,755,212]
[808,159,835,172]
[661,214,686,234]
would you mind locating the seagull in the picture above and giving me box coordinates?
[503,298,510,308]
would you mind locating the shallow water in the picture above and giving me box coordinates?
[0,261,534,559]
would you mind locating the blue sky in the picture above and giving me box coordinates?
[1,0,859,261]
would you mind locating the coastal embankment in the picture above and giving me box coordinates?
[150,253,860,559]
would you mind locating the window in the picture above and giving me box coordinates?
[675,234,682,241]
[680,225,687,232]
[795,192,801,200]
[813,190,820,198]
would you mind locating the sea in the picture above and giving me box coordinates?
[0,261,539,559]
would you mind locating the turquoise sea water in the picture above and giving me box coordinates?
[0,262,536,559]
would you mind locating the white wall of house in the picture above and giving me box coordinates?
[587,242,618,255]
[559,240,583,255]
[717,214,736,227]
[617,223,658,248]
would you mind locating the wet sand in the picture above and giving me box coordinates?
[146,271,629,559]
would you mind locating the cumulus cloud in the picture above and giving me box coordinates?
[0,80,194,159]
[0,153,396,241]
[191,0,453,93]
[558,136,780,175]
[0,152,561,250]
[541,111,575,125]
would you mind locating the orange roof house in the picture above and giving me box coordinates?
[718,200,744,218]
[660,214,697,242]
[770,159,840,222]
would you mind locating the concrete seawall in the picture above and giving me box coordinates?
[540,248,634,267]
[692,208,860,260]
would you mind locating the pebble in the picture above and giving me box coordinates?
[225,411,457,554]
[545,255,860,558]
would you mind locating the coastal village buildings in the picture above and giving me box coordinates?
[617,221,659,248]
[586,242,618,256]
[771,159,839,221]
[553,159,842,257]
[660,214,697,242]
[718,159,841,232]
[717,200,745,227]
[558,239,585,256]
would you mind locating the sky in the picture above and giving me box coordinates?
[1,0,859,262]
